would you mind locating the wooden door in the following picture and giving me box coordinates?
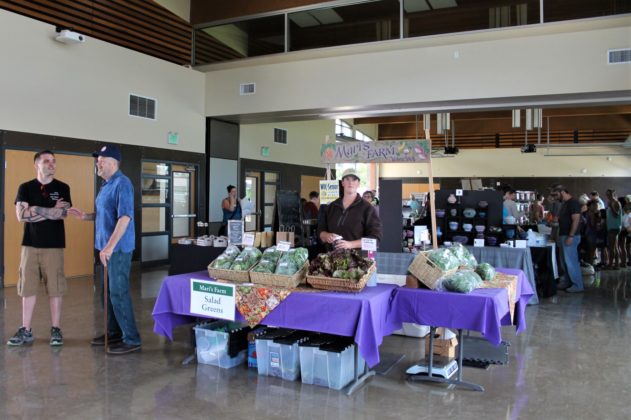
[3,150,95,286]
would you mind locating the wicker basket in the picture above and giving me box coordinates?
[249,261,309,289]
[306,263,376,293]
[207,264,252,283]
[408,251,458,290]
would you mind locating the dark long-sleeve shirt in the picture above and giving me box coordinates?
[317,194,382,244]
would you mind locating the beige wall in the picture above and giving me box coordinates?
[0,10,205,153]
[203,16,630,118]
[380,147,631,178]
[155,0,191,22]
[240,120,334,167]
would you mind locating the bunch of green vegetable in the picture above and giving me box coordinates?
[274,247,309,276]
[229,246,262,271]
[426,248,460,271]
[211,245,242,269]
[308,249,373,282]
[440,270,483,293]
[475,262,496,281]
[449,243,478,269]
[252,246,283,273]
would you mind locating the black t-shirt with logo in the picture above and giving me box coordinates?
[15,178,72,248]
[558,198,581,236]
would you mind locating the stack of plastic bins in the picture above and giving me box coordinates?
[298,335,336,385]
[300,337,360,390]
[260,331,312,381]
[193,320,249,368]
[255,328,296,377]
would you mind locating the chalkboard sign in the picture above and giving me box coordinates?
[276,190,303,246]
[227,220,244,246]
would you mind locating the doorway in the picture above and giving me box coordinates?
[244,172,260,232]
[3,149,95,287]
[140,161,198,266]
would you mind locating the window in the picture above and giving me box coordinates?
[335,119,353,139]
[355,129,373,142]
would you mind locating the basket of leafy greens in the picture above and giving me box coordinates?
[249,247,309,288]
[408,248,459,290]
[307,249,375,292]
[207,246,261,283]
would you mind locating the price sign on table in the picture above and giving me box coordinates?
[277,241,291,252]
[361,237,377,252]
[242,233,255,247]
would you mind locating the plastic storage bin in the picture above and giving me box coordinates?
[194,321,248,369]
[300,340,360,390]
[256,330,310,381]
[254,328,297,376]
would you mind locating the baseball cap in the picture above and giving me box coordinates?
[341,168,360,181]
[92,144,121,162]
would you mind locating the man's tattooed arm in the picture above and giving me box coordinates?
[16,201,68,222]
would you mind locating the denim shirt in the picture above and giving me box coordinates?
[95,170,135,252]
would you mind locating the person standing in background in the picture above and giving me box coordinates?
[69,144,141,354]
[590,191,606,211]
[303,191,320,220]
[502,189,521,222]
[7,150,71,347]
[219,185,242,236]
[554,186,584,292]
[604,189,623,269]
[528,194,545,224]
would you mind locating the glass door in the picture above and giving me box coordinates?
[172,164,197,239]
[263,171,279,231]
[245,172,260,231]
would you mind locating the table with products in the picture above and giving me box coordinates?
[388,267,534,391]
[466,246,538,304]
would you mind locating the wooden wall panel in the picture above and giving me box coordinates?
[0,0,192,65]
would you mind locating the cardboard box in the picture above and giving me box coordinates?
[424,328,458,359]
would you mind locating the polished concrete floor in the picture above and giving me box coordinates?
[1,267,630,420]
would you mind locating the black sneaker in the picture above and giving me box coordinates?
[90,333,123,346]
[107,342,141,355]
[7,327,34,346]
[50,327,63,346]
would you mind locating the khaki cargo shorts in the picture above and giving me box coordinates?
[17,246,66,297]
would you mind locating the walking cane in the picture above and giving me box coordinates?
[104,264,108,350]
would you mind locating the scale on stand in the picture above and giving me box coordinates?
[406,356,458,379]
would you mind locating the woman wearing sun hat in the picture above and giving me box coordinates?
[317,168,382,250]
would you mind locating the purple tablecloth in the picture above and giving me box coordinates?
[152,271,400,367]
[388,267,534,346]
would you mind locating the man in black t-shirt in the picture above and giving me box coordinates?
[6,150,71,347]
[554,186,583,293]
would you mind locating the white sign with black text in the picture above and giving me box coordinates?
[190,278,235,321]
[361,237,377,252]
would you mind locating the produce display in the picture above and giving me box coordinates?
[210,245,242,269]
[426,248,460,271]
[449,243,478,269]
[440,270,483,293]
[252,246,282,274]
[475,262,496,281]
[274,248,309,276]
[229,247,262,271]
[308,249,373,281]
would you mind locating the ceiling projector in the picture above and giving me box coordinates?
[55,29,85,44]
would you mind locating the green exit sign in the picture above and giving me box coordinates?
[261,146,270,157]
[167,132,179,145]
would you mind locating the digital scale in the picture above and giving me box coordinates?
[406,356,459,379]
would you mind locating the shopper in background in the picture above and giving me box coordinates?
[584,200,607,267]
[528,194,545,224]
[604,189,623,269]
[318,168,382,250]
[622,202,631,267]
[303,191,320,220]
[7,151,71,347]
[502,189,521,222]
[554,186,584,292]
[219,185,242,236]
[362,189,380,216]
[590,191,606,211]
[69,144,141,355]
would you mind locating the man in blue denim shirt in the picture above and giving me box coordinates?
[69,144,141,354]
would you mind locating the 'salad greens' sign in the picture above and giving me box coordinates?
[320,140,430,164]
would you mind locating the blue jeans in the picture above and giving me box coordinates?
[559,235,583,289]
[99,251,141,345]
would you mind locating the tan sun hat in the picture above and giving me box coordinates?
[341,168,360,181]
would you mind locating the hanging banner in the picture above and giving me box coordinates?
[320,140,430,164]
[319,180,339,205]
